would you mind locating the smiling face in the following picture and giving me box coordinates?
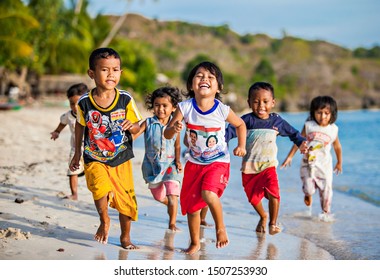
[87,56,122,91]
[191,67,220,99]
[248,88,275,119]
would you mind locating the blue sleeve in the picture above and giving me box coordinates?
[225,123,237,143]
[278,118,306,147]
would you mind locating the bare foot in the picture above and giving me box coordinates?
[304,195,312,206]
[121,239,138,250]
[169,224,181,232]
[183,244,201,255]
[201,220,214,228]
[94,219,110,244]
[216,228,229,248]
[255,213,268,233]
[269,224,282,235]
[63,194,78,201]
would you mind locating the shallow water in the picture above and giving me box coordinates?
[132,109,380,260]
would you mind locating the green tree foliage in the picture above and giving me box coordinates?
[354,46,380,58]
[110,39,156,98]
[251,58,276,84]
[0,0,39,69]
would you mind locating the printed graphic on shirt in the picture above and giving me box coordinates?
[242,129,279,173]
[85,109,128,162]
[186,123,227,163]
[306,131,332,165]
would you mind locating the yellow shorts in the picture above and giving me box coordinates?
[84,160,138,221]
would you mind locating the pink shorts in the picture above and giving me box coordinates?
[242,166,280,206]
[149,180,180,201]
[180,161,230,215]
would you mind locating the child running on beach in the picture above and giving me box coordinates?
[183,135,213,227]
[226,82,308,235]
[133,86,183,231]
[51,83,88,200]
[69,47,142,249]
[164,61,247,254]
[281,96,342,220]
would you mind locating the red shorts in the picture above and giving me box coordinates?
[242,166,280,206]
[180,161,230,215]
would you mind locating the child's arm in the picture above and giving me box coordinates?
[69,122,84,172]
[280,126,306,169]
[164,109,184,140]
[226,110,246,157]
[50,123,66,140]
[174,132,183,173]
[280,144,298,168]
[183,133,189,147]
[333,135,343,174]
[132,120,146,140]
[121,119,141,135]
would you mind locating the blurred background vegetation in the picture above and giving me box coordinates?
[1,0,380,112]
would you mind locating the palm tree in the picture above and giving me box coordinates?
[0,1,39,96]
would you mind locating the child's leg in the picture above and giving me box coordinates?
[200,206,213,227]
[167,195,179,231]
[119,213,137,249]
[94,195,110,244]
[267,193,281,235]
[319,182,333,214]
[252,201,268,233]
[302,177,316,207]
[202,190,229,249]
[185,210,201,254]
[68,175,78,200]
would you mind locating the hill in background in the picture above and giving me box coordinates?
[109,13,380,112]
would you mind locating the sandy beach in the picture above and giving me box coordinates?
[0,103,378,278]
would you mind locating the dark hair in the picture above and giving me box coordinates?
[89,48,121,70]
[185,61,224,100]
[145,86,182,110]
[309,96,338,124]
[67,83,88,98]
[248,82,274,100]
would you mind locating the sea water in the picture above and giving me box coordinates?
[133,109,380,259]
[224,109,380,259]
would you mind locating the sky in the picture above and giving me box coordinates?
[82,0,379,50]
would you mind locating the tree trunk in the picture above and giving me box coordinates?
[99,13,128,48]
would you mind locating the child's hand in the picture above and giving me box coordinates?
[50,131,59,140]
[233,146,246,157]
[299,141,309,154]
[173,120,183,133]
[69,153,80,172]
[280,158,292,169]
[176,161,183,173]
[121,119,133,131]
[334,163,342,175]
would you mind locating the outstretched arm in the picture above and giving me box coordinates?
[132,120,146,140]
[121,119,140,135]
[280,126,306,169]
[50,123,66,140]
[164,109,184,140]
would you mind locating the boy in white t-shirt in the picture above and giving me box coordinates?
[50,83,88,200]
